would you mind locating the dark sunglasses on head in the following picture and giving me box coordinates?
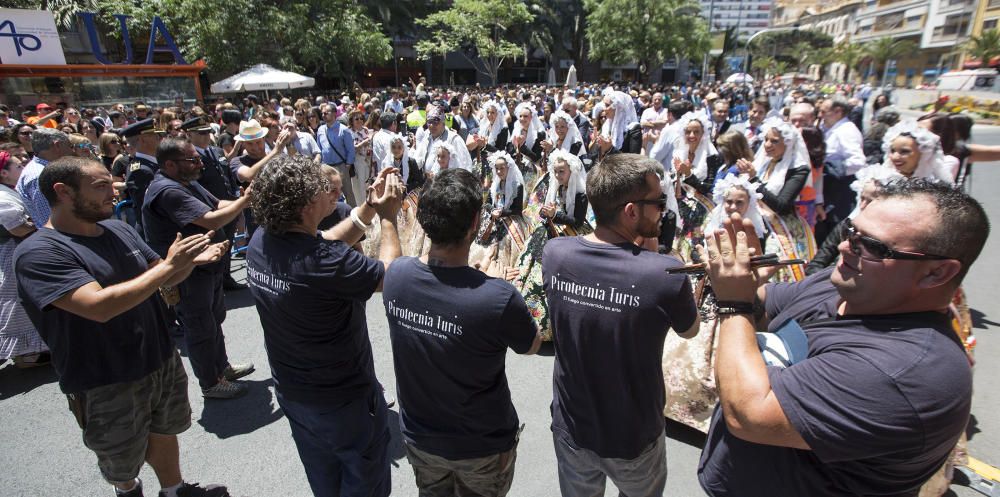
[842,218,952,261]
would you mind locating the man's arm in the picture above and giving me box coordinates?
[190,194,250,231]
[236,134,291,183]
[842,126,868,176]
[967,144,1000,163]
[700,214,810,450]
[51,233,211,323]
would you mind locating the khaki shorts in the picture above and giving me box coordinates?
[67,352,191,483]
[405,439,519,497]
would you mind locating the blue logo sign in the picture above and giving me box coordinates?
[0,19,41,57]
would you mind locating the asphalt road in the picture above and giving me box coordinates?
[3,126,1000,497]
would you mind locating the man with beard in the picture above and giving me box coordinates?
[229,119,290,238]
[180,117,245,291]
[697,180,982,497]
[14,156,232,497]
[543,153,699,496]
[142,138,254,399]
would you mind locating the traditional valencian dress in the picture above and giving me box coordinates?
[513,150,592,340]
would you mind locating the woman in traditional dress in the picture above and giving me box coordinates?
[540,110,585,159]
[662,175,765,432]
[669,112,722,259]
[600,90,642,154]
[0,151,47,367]
[379,135,423,192]
[470,101,509,181]
[474,151,530,277]
[347,109,374,207]
[507,102,547,179]
[741,117,816,281]
[513,149,592,340]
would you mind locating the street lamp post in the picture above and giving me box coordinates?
[742,25,800,85]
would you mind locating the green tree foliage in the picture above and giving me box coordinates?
[4,0,97,28]
[833,41,865,82]
[864,36,918,85]
[750,29,833,75]
[584,0,708,83]
[751,55,776,79]
[964,29,1000,68]
[15,0,391,84]
[414,0,534,86]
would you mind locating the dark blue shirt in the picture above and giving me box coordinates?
[14,220,173,393]
[698,268,973,497]
[141,172,226,272]
[543,237,697,459]
[383,257,536,459]
[246,229,384,404]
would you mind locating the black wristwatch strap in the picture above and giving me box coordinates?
[716,300,755,316]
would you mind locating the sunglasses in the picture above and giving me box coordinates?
[620,194,667,212]
[842,219,952,261]
[18,131,32,136]
[173,156,203,164]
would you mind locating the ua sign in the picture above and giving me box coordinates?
[78,12,187,65]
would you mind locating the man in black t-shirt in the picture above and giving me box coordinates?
[143,138,254,400]
[543,153,699,497]
[14,156,231,497]
[246,155,406,497]
[698,179,985,497]
[384,169,541,496]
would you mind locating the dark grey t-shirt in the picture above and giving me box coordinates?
[698,268,973,497]
[384,257,536,459]
[543,236,697,459]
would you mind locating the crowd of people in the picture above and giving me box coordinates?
[0,76,995,497]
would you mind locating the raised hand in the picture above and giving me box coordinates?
[165,232,213,269]
[696,213,760,303]
[371,171,405,219]
[192,241,230,265]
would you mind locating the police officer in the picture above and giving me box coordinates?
[180,117,246,291]
[122,118,165,237]
[142,137,255,399]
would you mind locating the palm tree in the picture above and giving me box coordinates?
[752,55,776,79]
[773,60,791,77]
[833,41,865,82]
[964,29,1000,68]
[864,37,918,86]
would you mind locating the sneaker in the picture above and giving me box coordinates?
[159,482,229,497]
[13,351,51,369]
[202,380,247,399]
[222,363,255,381]
[116,478,144,497]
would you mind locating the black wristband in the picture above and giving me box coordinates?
[716,300,755,316]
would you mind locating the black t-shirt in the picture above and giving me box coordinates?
[14,220,174,393]
[543,236,697,458]
[698,268,973,497]
[246,229,384,403]
[318,201,353,231]
[383,257,536,460]
[141,172,226,271]
[230,154,262,187]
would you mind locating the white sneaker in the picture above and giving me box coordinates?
[202,380,247,399]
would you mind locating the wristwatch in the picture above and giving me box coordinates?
[716,300,755,316]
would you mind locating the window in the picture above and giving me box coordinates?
[985,19,998,30]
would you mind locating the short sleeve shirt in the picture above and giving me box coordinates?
[383,257,536,459]
[14,220,173,393]
[543,237,697,459]
[246,230,385,403]
[141,172,226,268]
[698,268,973,497]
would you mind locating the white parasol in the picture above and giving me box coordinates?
[210,64,316,93]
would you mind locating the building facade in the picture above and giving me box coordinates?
[701,0,774,38]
